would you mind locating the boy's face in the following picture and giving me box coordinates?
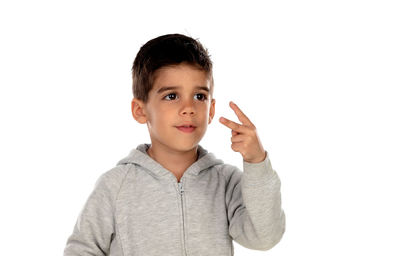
[131,63,216,153]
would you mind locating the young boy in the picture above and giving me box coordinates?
[64,33,285,256]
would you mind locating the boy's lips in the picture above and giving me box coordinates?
[175,123,196,128]
[175,124,196,133]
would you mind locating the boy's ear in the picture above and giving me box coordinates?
[208,98,216,124]
[131,98,148,124]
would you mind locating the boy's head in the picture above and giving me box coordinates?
[131,33,214,104]
[131,34,216,152]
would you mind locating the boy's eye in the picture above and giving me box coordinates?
[164,93,177,100]
[195,93,207,101]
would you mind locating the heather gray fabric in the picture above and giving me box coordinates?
[64,143,285,256]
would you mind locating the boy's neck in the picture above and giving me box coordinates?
[146,144,199,182]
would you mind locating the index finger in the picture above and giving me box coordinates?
[219,116,247,133]
[229,101,254,127]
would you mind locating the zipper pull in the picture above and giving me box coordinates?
[178,181,184,194]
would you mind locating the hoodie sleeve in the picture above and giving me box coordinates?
[226,151,286,251]
[64,169,122,256]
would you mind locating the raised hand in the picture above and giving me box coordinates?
[219,101,267,163]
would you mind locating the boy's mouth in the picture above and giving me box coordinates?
[176,125,196,133]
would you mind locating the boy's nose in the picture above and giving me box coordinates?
[180,100,195,116]
[181,107,195,116]
[181,109,195,116]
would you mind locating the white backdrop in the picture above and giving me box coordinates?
[1,0,399,255]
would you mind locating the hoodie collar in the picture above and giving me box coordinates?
[116,143,224,178]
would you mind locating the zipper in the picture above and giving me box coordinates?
[178,180,188,256]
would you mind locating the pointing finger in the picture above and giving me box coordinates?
[219,116,247,133]
[229,101,254,127]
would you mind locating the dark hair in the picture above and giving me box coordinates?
[131,33,214,103]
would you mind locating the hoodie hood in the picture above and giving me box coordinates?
[116,143,224,177]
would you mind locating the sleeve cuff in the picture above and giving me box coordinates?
[243,150,275,185]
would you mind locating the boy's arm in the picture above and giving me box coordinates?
[64,171,118,256]
[219,101,285,250]
[226,152,286,251]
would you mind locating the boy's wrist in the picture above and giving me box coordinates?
[244,151,267,164]
[243,151,275,184]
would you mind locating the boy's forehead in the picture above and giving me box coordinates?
[152,69,211,91]
[153,64,209,81]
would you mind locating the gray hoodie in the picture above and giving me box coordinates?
[64,143,285,256]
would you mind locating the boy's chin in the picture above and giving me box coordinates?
[173,142,199,151]
[167,139,201,152]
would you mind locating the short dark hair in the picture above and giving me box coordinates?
[131,33,214,103]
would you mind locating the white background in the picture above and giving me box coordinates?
[1,0,399,255]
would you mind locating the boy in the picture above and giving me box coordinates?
[64,33,285,256]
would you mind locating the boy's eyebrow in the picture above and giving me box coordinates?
[156,86,210,94]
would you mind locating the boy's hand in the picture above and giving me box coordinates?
[219,101,267,163]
